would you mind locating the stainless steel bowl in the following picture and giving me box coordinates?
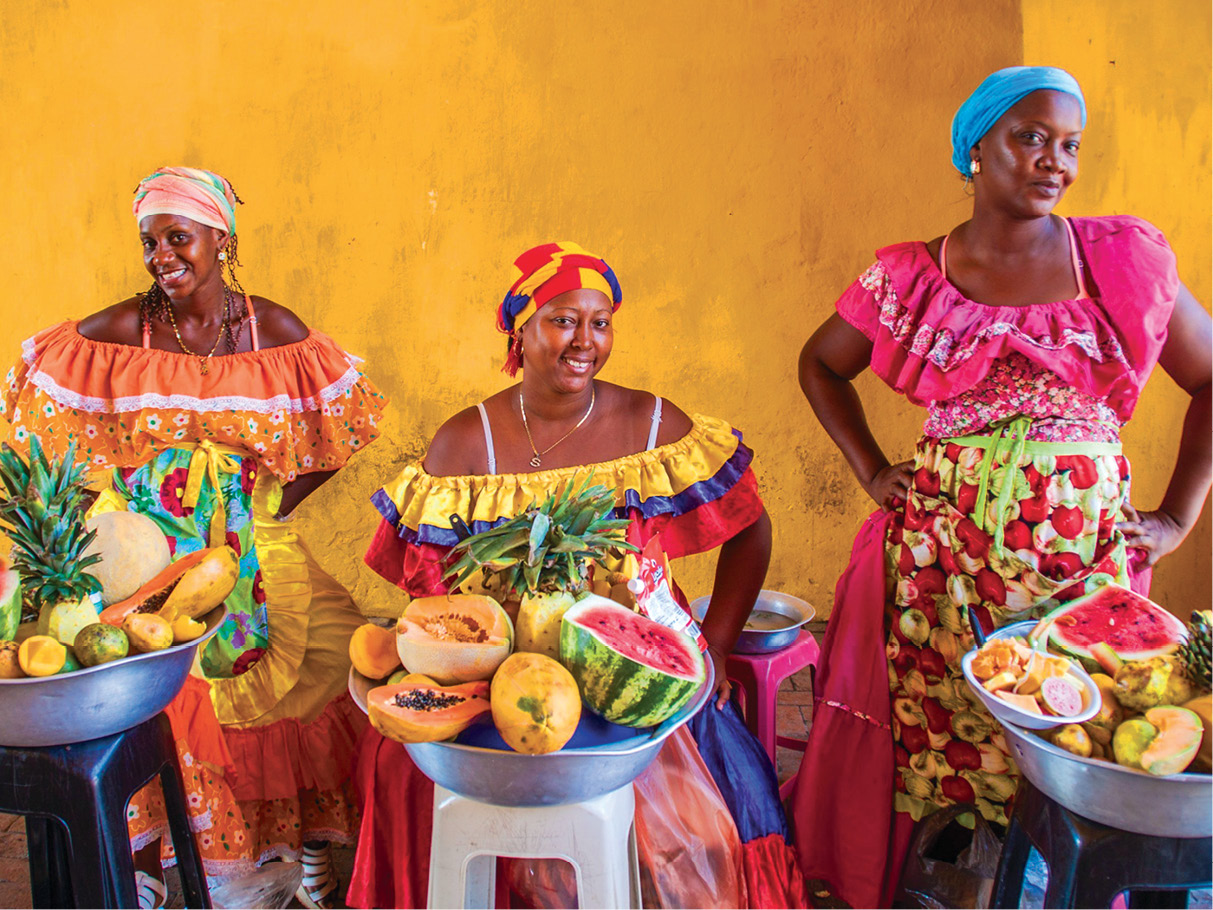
[349,660,714,807]
[0,607,227,748]
[1002,716,1212,837]
[690,589,814,654]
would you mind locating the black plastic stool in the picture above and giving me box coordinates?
[0,712,210,908]
[993,778,1211,909]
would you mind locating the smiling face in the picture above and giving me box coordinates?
[139,213,227,300]
[520,287,614,393]
[972,89,1084,219]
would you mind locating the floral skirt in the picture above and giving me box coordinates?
[887,433,1132,825]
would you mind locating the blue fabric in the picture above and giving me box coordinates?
[950,66,1086,174]
[688,698,791,843]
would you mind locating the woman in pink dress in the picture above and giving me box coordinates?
[791,67,1212,908]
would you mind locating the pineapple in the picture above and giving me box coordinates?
[444,476,637,658]
[1179,609,1212,694]
[0,437,103,646]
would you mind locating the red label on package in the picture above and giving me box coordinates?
[631,536,708,652]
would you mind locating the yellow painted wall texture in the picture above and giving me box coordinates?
[0,1,1206,618]
[1021,0,1213,613]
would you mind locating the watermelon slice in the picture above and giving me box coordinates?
[559,595,705,727]
[1041,583,1186,662]
[0,554,21,641]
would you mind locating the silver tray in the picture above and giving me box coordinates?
[1001,717,1211,837]
[691,589,814,654]
[349,659,714,807]
[0,606,227,747]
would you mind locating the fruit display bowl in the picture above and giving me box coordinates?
[1001,718,1212,837]
[961,621,1101,731]
[690,589,815,654]
[349,658,714,807]
[0,606,227,748]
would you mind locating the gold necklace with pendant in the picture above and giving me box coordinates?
[165,292,230,374]
[519,385,596,468]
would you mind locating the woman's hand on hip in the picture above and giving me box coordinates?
[865,460,914,511]
[1118,503,1187,566]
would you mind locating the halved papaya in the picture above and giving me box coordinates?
[366,679,492,743]
[395,594,513,685]
[99,546,238,626]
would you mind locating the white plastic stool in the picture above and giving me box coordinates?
[427,782,642,909]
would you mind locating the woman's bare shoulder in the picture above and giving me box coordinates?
[76,297,144,345]
[247,297,310,348]
[423,405,490,477]
[608,384,693,445]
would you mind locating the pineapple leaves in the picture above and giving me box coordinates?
[0,435,104,608]
[443,476,637,599]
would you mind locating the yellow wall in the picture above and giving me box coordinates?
[0,1,1205,618]
[1022,0,1213,613]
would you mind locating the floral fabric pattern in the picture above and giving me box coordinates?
[886,437,1132,826]
[113,448,267,676]
[0,323,386,483]
[924,352,1122,442]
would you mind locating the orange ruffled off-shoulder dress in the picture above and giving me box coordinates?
[0,321,387,878]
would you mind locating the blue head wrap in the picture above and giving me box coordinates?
[950,66,1087,175]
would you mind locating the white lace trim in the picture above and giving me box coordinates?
[20,334,364,415]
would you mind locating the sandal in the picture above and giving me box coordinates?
[295,842,339,910]
[135,871,168,910]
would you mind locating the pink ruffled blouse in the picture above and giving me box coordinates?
[835,216,1178,441]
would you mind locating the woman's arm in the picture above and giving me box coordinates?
[700,509,773,708]
[1119,283,1213,564]
[798,314,910,509]
[278,469,338,518]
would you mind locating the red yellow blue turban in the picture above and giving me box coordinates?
[133,167,239,235]
[497,242,622,375]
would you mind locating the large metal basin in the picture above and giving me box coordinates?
[0,607,227,747]
[690,589,815,654]
[1001,719,1212,837]
[350,660,714,807]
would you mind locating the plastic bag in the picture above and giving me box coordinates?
[895,804,1002,909]
[504,727,746,909]
[208,862,303,910]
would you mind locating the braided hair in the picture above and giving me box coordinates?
[138,232,249,353]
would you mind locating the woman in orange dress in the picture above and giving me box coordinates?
[0,168,386,908]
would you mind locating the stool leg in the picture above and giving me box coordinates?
[570,796,634,909]
[62,799,126,909]
[159,761,211,909]
[756,664,779,765]
[463,853,495,909]
[1126,890,1189,909]
[26,816,74,909]
[991,812,1031,909]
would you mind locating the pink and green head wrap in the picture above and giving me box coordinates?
[132,167,239,235]
[950,66,1087,175]
[497,242,622,376]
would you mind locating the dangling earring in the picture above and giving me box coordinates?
[970,159,981,176]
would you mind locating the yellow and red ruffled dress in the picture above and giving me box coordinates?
[355,414,808,909]
[0,322,386,879]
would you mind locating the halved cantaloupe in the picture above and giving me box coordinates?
[395,594,513,685]
[367,679,492,743]
[1141,705,1203,776]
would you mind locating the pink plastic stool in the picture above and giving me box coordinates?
[724,629,819,797]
